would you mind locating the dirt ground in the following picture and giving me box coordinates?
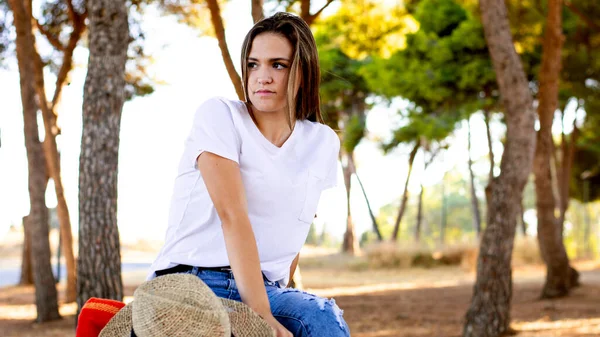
[1,259,599,337]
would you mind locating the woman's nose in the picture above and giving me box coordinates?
[257,69,273,85]
[258,76,272,85]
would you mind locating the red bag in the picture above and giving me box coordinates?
[76,297,126,337]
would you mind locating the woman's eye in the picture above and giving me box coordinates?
[273,62,287,70]
[248,62,257,68]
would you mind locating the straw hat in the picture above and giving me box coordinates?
[99,273,275,337]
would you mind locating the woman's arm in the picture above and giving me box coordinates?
[198,152,291,337]
[197,152,272,316]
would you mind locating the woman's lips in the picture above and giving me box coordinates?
[255,90,275,96]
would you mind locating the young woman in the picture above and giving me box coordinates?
[148,12,350,337]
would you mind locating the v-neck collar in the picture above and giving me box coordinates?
[241,102,302,155]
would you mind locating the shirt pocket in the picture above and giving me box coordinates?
[297,171,324,224]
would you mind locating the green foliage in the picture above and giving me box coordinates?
[158,0,224,37]
[360,168,477,247]
[342,115,365,153]
[363,0,496,112]
[415,0,467,37]
[314,8,382,152]
[319,223,341,248]
[317,40,369,132]
[559,0,600,202]
[313,0,412,59]
[558,1,600,104]
[14,0,158,101]
[0,0,10,66]
[570,147,600,202]
[384,108,458,151]
[564,199,600,259]
[360,0,498,156]
[360,211,394,247]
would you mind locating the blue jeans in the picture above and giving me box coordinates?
[182,267,351,337]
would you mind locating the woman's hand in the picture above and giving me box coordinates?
[262,314,293,337]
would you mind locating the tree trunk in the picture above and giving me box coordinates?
[77,0,128,317]
[9,0,84,304]
[483,109,494,184]
[558,118,579,228]
[391,141,420,241]
[415,183,424,242]
[206,0,244,100]
[440,173,447,244]
[300,0,311,22]
[342,151,358,254]
[355,171,383,241]
[31,11,86,303]
[251,0,264,23]
[415,148,440,243]
[518,199,527,236]
[463,0,537,335]
[483,108,494,231]
[533,0,577,299]
[32,44,78,305]
[468,117,482,234]
[19,216,33,285]
[9,0,61,322]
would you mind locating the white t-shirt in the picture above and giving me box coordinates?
[147,97,339,286]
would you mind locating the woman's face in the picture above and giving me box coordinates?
[247,32,295,117]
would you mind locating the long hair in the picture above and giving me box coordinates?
[240,12,323,124]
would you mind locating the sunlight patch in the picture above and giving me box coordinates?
[513,317,600,332]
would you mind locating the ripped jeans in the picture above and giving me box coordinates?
[182,268,351,337]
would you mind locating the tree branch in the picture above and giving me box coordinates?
[35,19,64,51]
[307,0,335,25]
[251,0,264,24]
[565,1,600,31]
[206,0,244,99]
[300,0,311,22]
[51,14,85,109]
[312,0,335,19]
[66,0,77,24]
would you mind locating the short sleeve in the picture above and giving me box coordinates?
[187,97,241,169]
[323,130,340,189]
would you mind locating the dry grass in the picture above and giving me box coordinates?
[333,237,546,272]
[513,236,545,266]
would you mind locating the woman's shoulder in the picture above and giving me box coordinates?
[301,120,339,146]
[197,96,245,114]
[194,96,247,126]
[299,121,340,160]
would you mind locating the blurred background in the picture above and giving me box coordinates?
[0,0,599,336]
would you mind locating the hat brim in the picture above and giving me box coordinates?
[220,298,275,337]
[98,303,133,337]
[99,298,274,337]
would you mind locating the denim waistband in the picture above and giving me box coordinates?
[155,264,231,277]
[158,264,278,285]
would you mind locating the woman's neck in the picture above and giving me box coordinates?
[248,105,294,148]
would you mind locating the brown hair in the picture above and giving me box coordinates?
[240,12,323,124]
